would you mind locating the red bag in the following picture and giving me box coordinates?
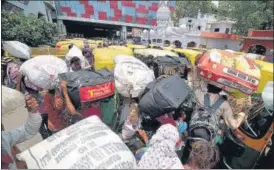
[198,50,260,96]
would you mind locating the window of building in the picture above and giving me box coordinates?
[225,28,230,34]
[214,28,220,32]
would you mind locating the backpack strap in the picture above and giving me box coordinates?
[204,93,225,114]
[204,93,211,107]
[211,96,225,114]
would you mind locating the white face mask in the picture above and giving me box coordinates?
[262,81,273,112]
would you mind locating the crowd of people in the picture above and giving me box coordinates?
[1,41,254,169]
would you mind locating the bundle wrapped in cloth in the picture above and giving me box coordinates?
[20,55,68,89]
[17,116,137,169]
[114,55,155,98]
[2,41,31,60]
[197,49,261,98]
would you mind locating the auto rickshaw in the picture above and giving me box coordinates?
[56,39,97,55]
[222,81,273,169]
[108,45,133,55]
[162,46,175,52]
[93,48,133,70]
[126,44,147,50]
[220,60,273,169]
[172,48,202,65]
[255,60,274,93]
[188,47,208,53]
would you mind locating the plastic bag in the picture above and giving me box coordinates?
[20,55,68,89]
[3,41,31,59]
[17,116,137,169]
[262,81,273,111]
[65,45,90,69]
[198,49,261,97]
[114,55,155,98]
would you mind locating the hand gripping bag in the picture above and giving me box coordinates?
[65,45,90,69]
[138,75,192,119]
[2,86,43,151]
[3,41,31,59]
[114,55,155,98]
[197,49,261,97]
[20,55,68,89]
[17,116,137,169]
[58,68,115,109]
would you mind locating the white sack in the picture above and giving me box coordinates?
[17,116,137,169]
[262,81,273,111]
[20,55,68,89]
[1,86,43,151]
[3,41,31,60]
[65,45,90,69]
[114,55,155,98]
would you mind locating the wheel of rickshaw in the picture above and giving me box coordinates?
[111,91,124,132]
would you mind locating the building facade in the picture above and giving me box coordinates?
[1,1,56,23]
[141,2,243,51]
[241,30,274,62]
[54,0,176,38]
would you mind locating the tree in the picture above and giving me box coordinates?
[217,1,274,35]
[1,11,58,47]
[171,1,217,25]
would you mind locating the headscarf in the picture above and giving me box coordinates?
[138,124,183,169]
[82,45,94,66]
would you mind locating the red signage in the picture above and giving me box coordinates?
[79,82,115,102]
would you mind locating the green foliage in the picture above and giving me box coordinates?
[171,1,217,24]
[217,1,274,35]
[1,11,58,47]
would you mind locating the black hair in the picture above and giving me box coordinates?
[68,44,74,50]
[48,89,55,95]
[207,84,222,94]
[70,56,80,65]
[188,141,220,169]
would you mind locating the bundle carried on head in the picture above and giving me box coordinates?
[114,55,155,98]
[66,45,90,69]
[2,41,31,60]
[58,68,115,109]
[138,75,194,119]
[197,49,261,98]
[20,55,68,90]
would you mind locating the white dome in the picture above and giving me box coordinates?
[150,30,156,36]
[157,1,171,19]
